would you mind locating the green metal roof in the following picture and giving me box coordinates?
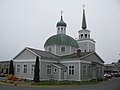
[56,16,67,27]
[44,34,79,48]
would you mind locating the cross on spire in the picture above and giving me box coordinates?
[60,10,63,16]
[82,4,85,9]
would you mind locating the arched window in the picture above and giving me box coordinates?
[58,27,60,30]
[61,27,63,30]
[81,34,83,38]
[85,34,87,38]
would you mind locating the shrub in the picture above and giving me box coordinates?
[7,75,22,81]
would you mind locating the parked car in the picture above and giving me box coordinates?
[104,73,112,78]
[113,73,120,77]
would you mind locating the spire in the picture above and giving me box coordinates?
[82,5,87,29]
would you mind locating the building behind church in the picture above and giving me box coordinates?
[12,8,104,81]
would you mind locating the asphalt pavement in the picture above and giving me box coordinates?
[0,77,120,90]
[0,77,6,81]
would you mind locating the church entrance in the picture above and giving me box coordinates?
[63,70,67,80]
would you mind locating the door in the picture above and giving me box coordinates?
[64,70,67,80]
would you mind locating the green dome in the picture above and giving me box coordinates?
[56,16,67,27]
[44,34,79,48]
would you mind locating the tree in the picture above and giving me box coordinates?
[9,60,14,75]
[33,56,40,82]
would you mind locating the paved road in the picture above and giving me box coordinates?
[0,77,120,90]
[0,77,6,81]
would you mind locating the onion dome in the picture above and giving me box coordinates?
[56,16,67,27]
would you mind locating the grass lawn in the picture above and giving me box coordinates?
[31,78,108,86]
[0,78,108,86]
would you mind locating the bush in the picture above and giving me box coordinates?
[7,75,22,81]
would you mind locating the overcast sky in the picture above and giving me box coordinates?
[0,0,120,63]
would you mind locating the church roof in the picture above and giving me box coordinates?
[13,47,104,64]
[61,51,104,63]
[44,34,79,48]
[61,52,91,59]
[27,47,59,59]
[13,47,59,60]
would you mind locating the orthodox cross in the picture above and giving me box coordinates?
[60,10,63,16]
[82,4,85,9]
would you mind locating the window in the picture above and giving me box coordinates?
[58,27,60,34]
[54,68,57,72]
[87,66,91,75]
[85,34,87,38]
[83,66,87,75]
[61,47,65,52]
[61,27,63,30]
[6,68,9,74]
[58,27,60,30]
[17,65,20,73]
[47,65,52,75]
[49,47,51,52]
[99,67,102,76]
[69,65,75,75]
[23,65,27,73]
[31,65,35,74]
[81,34,83,38]
[96,67,99,76]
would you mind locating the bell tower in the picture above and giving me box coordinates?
[77,5,95,52]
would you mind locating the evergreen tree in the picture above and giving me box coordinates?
[9,60,14,75]
[33,56,40,82]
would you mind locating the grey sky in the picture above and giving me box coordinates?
[0,0,120,64]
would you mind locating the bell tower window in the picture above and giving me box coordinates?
[58,28,60,30]
[85,34,87,38]
[81,34,83,38]
[61,27,63,30]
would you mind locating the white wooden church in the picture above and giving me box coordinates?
[13,8,104,81]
